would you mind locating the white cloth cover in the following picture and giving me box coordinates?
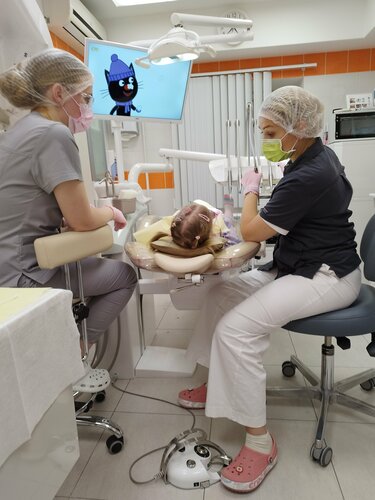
[0,288,84,467]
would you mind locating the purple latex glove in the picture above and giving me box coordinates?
[241,169,262,196]
[106,205,127,231]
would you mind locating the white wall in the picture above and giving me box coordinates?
[304,72,375,143]
[109,69,375,216]
[103,0,375,59]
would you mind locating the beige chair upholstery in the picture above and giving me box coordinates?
[34,225,113,269]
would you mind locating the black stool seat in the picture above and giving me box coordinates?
[284,285,375,337]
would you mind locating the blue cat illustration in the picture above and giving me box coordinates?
[105,54,141,116]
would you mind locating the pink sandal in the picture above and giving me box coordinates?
[221,437,278,492]
[178,383,207,409]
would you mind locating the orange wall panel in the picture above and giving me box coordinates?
[165,172,175,189]
[239,57,261,70]
[303,52,326,76]
[371,49,375,71]
[219,60,240,72]
[325,50,349,74]
[348,49,371,72]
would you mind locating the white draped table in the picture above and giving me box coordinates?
[0,288,85,499]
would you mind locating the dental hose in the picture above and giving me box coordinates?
[111,382,196,484]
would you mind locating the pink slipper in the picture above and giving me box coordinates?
[178,383,207,409]
[221,437,278,492]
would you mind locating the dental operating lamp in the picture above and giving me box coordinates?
[134,12,254,68]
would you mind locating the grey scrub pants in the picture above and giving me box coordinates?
[186,264,361,428]
[18,257,137,343]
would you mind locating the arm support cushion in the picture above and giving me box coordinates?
[34,225,113,269]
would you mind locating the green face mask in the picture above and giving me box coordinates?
[262,135,297,163]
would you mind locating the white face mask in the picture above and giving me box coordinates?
[63,96,94,134]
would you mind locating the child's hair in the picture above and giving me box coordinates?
[171,203,213,249]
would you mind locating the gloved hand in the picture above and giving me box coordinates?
[241,169,262,196]
[106,205,127,231]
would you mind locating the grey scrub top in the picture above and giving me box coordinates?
[0,111,83,286]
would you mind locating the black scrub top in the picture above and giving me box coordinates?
[259,138,361,279]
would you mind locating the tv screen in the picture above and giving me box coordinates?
[84,38,192,123]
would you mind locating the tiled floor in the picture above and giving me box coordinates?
[55,294,375,500]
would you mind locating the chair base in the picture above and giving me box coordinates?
[75,393,125,454]
[266,338,375,466]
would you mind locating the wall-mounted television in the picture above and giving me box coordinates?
[84,38,192,123]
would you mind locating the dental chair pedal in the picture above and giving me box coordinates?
[73,367,111,393]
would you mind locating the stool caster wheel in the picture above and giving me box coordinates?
[360,378,375,391]
[282,361,296,377]
[310,443,332,467]
[95,390,106,402]
[106,435,124,454]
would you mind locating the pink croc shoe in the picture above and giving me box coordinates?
[221,437,278,492]
[178,383,207,409]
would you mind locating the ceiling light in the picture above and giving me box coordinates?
[112,0,176,6]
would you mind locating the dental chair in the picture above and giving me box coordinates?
[267,214,375,466]
[125,232,260,377]
[34,225,124,454]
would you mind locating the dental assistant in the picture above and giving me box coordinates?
[0,48,137,346]
[178,86,361,493]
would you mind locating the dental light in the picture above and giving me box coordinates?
[134,13,253,68]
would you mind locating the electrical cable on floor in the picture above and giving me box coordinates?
[111,381,197,484]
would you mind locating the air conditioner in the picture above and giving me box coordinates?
[43,0,107,55]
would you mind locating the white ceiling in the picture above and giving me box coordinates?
[80,0,271,20]
[80,0,375,60]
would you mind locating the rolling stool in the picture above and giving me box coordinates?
[267,214,375,466]
[34,225,124,454]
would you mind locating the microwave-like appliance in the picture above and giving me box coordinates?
[334,109,375,141]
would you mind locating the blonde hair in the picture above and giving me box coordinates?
[0,48,92,109]
[171,203,213,249]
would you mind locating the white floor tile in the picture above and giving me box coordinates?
[208,419,344,500]
[75,379,130,413]
[115,365,208,415]
[266,365,317,421]
[309,366,375,423]
[71,413,209,500]
[55,313,375,499]
[56,411,112,497]
[329,422,375,500]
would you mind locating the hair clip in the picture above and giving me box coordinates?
[198,213,210,222]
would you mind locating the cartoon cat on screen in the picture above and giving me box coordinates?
[105,54,141,116]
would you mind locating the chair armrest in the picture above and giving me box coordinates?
[34,225,113,269]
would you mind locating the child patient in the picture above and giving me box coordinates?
[133,196,242,249]
[171,196,242,249]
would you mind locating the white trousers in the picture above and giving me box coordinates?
[186,265,361,428]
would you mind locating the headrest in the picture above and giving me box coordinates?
[150,235,225,257]
[154,253,214,275]
[125,240,260,276]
